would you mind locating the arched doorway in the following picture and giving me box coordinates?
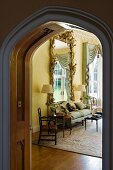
[0,6,113,170]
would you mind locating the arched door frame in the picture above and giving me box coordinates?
[0,6,113,170]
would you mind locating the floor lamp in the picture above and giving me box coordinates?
[41,84,53,115]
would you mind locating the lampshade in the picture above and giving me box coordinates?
[41,84,53,94]
[77,85,86,92]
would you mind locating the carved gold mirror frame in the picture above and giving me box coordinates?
[49,30,76,102]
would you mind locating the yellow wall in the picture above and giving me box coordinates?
[73,30,101,101]
[31,30,101,132]
[32,40,50,132]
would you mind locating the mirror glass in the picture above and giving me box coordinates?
[49,30,76,102]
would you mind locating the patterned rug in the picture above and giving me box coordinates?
[34,119,102,158]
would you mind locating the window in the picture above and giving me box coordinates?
[89,56,98,97]
[88,55,102,106]
[53,61,67,102]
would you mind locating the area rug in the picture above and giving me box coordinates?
[34,119,102,158]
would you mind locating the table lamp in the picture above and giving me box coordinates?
[77,84,86,101]
[41,84,53,114]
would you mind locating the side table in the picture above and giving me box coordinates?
[55,113,72,137]
[85,114,102,132]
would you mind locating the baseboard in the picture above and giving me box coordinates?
[32,128,39,141]
[32,127,39,133]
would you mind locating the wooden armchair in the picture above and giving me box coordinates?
[38,108,57,145]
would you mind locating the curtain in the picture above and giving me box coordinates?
[82,43,88,88]
[82,43,103,107]
[82,43,102,90]
[55,53,71,101]
[86,44,97,90]
[87,44,97,64]
[56,53,70,68]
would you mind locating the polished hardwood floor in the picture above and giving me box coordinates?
[32,145,102,170]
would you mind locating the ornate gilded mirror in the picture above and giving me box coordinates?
[49,30,76,102]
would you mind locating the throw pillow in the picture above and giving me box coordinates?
[60,101,68,108]
[69,101,76,108]
[50,106,56,113]
[66,103,76,112]
[75,102,86,110]
[85,104,90,109]
[60,105,69,114]
[55,105,65,115]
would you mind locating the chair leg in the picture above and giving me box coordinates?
[82,120,84,126]
[38,129,41,144]
[70,117,72,134]
[38,136,40,144]
[55,132,57,145]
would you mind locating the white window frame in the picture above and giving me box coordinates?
[88,55,103,107]
[53,61,67,102]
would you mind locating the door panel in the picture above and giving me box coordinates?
[10,23,65,170]
[10,50,28,170]
[17,139,25,170]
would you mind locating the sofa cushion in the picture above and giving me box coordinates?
[75,102,86,110]
[79,109,91,116]
[70,111,84,119]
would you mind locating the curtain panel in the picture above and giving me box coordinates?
[82,43,87,86]
[55,53,71,101]
[82,42,102,90]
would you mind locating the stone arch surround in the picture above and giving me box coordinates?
[0,6,113,170]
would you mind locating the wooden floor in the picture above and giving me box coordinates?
[32,145,102,170]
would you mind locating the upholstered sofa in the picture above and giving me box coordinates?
[49,101,92,126]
